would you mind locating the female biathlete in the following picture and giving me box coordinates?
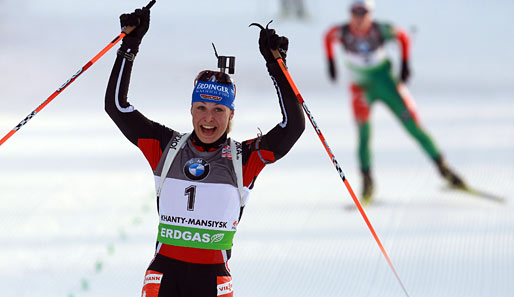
[105,7,304,297]
[324,0,466,204]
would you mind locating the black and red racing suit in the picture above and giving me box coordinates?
[105,45,305,296]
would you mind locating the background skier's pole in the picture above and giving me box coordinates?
[269,48,411,297]
[0,0,156,148]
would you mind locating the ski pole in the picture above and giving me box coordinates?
[250,22,411,297]
[0,0,156,148]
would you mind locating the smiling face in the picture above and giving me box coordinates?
[191,101,234,144]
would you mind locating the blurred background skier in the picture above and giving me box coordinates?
[323,0,466,205]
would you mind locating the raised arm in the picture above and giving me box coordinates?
[240,28,305,189]
[259,28,305,160]
[105,7,173,170]
[243,28,305,162]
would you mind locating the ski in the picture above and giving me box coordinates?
[345,186,506,211]
[448,186,506,204]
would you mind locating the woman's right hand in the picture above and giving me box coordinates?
[119,7,151,53]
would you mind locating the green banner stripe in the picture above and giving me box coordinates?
[157,223,235,250]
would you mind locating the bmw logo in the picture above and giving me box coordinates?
[184,158,210,181]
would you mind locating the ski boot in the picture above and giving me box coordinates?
[436,158,467,189]
[360,169,374,206]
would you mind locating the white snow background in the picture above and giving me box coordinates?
[1,0,513,296]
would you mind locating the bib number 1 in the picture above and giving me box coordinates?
[184,185,196,211]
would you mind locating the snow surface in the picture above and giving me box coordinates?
[1,0,513,297]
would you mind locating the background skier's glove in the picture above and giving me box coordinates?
[259,29,289,65]
[400,59,411,83]
[119,7,151,54]
[327,59,337,81]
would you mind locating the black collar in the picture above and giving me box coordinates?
[191,130,227,152]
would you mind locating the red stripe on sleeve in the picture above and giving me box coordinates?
[324,26,341,61]
[137,139,163,170]
[243,150,275,188]
[396,28,410,61]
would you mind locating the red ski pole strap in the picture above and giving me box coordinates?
[157,223,235,250]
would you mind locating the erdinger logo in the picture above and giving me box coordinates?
[184,158,210,181]
[196,82,230,95]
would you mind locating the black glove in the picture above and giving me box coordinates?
[258,29,289,64]
[328,59,337,81]
[119,7,151,54]
[400,59,411,83]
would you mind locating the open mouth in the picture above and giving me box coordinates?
[200,125,217,136]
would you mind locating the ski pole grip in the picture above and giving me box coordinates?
[122,1,156,35]
[123,25,137,35]
[270,49,282,60]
